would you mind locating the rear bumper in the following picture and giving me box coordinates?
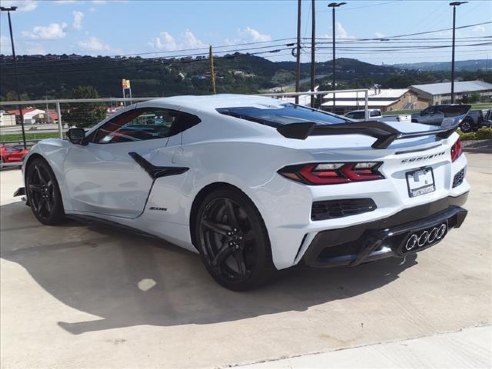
[302,192,468,268]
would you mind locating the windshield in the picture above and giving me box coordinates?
[217,103,349,127]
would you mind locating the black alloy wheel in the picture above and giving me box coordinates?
[26,158,65,225]
[460,118,473,133]
[195,188,275,291]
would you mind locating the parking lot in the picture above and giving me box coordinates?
[1,152,491,369]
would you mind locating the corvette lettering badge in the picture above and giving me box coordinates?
[401,151,445,164]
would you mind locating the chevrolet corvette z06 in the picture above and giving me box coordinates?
[15,95,469,290]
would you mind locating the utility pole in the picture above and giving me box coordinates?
[1,6,27,149]
[209,46,216,94]
[328,2,346,113]
[295,0,302,104]
[310,0,316,108]
[449,1,467,104]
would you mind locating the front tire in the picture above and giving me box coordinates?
[26,158,66,225]
[194,188,276,291]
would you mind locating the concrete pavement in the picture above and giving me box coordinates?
[237,326,491,369]
[1,152,491,369]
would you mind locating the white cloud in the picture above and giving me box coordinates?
[22,23,67,40]
[72,11,84,30]
[78,36,110,51]
[54,0,76,3]
[150,30,206,51]
[322,22,355,41]
[1,0,37,12]
[241,27,272,42]
[336,22,354,40]
[151,32,177,50]
[182,30,207,48]
[472,25,486,33]
[224,27,272,46]
[374,32,385,39]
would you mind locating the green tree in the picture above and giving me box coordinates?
[64,85,106,128]
[469,92,481,103]
[2,90,30,101]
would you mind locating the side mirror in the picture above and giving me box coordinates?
[66,128,87,145]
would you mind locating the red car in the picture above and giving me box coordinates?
[0,145,29,168]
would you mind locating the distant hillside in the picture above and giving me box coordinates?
[394,59,491,72]
[1,54,491,101]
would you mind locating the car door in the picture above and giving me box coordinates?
[63,107,184,218]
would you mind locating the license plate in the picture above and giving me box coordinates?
[406,167,435,198]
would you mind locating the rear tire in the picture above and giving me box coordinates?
[26,158,66,225]
[194,188,276,291]
[460,118,473,133]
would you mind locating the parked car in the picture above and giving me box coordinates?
[481,109,492,128]
[459,110,484,132]
[345,109,411,123]
[15,95,469,290]
[345,109,383,120]
[411,104,476,132]
[0,144,29,168]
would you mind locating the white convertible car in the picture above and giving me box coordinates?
[15,95,470,290]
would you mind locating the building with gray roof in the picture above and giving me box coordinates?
[410,81,492,105]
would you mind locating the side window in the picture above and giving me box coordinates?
[92,108,200,144]
[347,112,364,119]
[370,110,380,117]
[167,112,201,136]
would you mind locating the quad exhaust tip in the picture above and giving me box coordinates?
[405,223,447,251]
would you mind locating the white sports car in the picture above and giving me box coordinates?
[15,95,469,290]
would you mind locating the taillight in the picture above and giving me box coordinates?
[279,162,384,185]
[450,139,463,162]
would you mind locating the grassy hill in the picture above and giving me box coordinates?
[1,54,491,101]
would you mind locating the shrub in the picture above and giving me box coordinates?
[458,127,492,141]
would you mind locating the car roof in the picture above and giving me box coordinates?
[139,94,287,112]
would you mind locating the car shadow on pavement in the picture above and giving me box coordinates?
[1,201,417,335]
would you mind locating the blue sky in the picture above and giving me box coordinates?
[0,0,491,65]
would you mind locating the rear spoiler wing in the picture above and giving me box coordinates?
[277,121,459,149]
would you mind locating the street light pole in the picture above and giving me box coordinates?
[295,0,301,105]
[328,2,345,113]
[1,6,27,149]
[310,0,316,108]
[449,1,467,104]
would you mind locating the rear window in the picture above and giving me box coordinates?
[217,104,348,127]
[346,112,365,119]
